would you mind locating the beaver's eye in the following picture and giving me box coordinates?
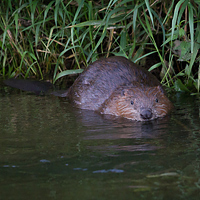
[155,98,158,103]
[131,100,134,105]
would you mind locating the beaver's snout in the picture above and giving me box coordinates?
[140,108,153,120]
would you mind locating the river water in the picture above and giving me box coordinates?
[0,89,200,200]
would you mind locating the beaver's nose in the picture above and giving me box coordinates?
[140,108,153,120]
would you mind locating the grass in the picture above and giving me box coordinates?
[0,0,200,92]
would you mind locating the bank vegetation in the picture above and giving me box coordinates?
[0,0,199,93]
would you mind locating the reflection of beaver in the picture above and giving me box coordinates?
[4,56,173,121]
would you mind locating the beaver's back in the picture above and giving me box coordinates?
[68,56,161,110]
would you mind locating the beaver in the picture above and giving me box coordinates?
[4,56,173,121]
[60,56,173,121]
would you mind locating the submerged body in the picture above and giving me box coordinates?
[4,56,173,121]
[66,56,173,121]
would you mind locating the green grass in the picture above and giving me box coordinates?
[0,0,200,92]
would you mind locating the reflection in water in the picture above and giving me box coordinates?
[73,108,171,153]
[0,91,200,199]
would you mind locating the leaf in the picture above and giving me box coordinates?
[193,0,200,5]
[54,69,84,83]
[188,2,194,53]
[162,34,178,46]
[179,41,191,58]
[148,62,162,71]
[174,79,191,92]
[145,0,154,28]
[120,30,126,51]
[187,42,200,76]
[69,20,106,27]
[179,28,185,37]
[134,51,157,63]
[171,0,187,40]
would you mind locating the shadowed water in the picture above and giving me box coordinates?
[0,90,200,200]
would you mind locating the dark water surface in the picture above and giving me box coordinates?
[0,91,200,200]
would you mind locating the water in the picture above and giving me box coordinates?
[0,90,200,200]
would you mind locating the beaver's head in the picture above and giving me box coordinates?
[99,84,173,121]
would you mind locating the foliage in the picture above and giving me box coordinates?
[0,0,199,92]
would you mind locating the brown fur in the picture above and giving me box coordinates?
[99,84,173,121]
[66,56,173,121]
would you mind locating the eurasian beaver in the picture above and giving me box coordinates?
[65,56,173,121]
[4,56,173,121]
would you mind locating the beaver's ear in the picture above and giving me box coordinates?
[156,85,165,94]
[121,89,129,96]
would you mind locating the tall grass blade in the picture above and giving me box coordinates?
[188,2,194,53]
[171,0,186,41]
[145,0,154,28]
[54,69,84,83]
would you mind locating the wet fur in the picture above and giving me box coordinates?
[99,84,173,121]
[67,56,173,121]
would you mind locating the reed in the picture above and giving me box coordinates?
[0,0,199,92]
